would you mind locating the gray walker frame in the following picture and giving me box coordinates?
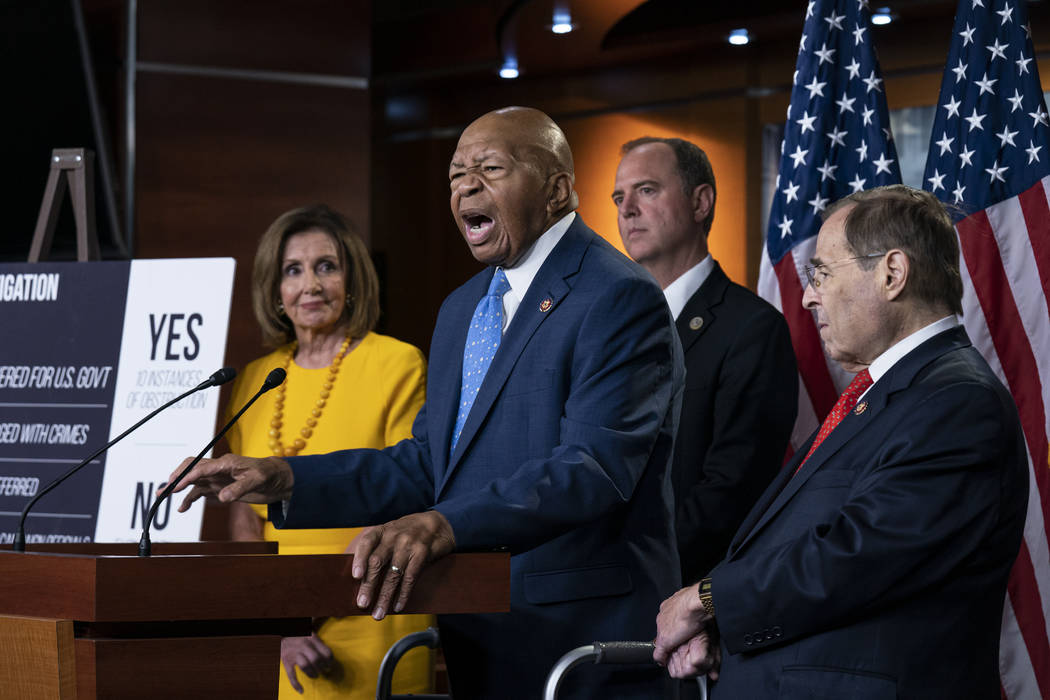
[375,631,707,700]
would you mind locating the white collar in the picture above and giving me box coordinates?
[662,255,715,321]
[501,211,575,307]
[867,315,959,385]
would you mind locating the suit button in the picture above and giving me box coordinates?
[743,634,753,646]
[773,626,783,638]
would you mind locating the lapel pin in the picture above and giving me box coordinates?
[539,297,553,313]
[689,316,704,330]
[854,401,868,415]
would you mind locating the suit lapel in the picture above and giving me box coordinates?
[675,263,728,354]
[733,382,889,551]
[439,218,590,495]
[728,325,973,556]
[429,272,490,487]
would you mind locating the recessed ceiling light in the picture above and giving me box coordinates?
[872,7,894,25]
[499,57,519,79]
[729,28,750,46]
[551,10,575,34]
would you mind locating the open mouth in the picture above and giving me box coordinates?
[462,211,494,242]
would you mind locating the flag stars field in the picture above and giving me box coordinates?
[759,0,903,480]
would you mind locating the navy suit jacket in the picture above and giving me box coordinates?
[274,216,684,699]
[707,326,1027,699]
[673,262,797,584]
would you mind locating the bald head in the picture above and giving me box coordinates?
[449,107,579,267]
[463,107,576,182]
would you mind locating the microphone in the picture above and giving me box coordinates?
[138,367,286,557]
[196,366,237,390]
[13,367,237,552]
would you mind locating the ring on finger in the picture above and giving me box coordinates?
[390,564,403,574]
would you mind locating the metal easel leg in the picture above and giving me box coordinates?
[28,148,100,263]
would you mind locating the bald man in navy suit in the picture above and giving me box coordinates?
[172,107,683,699]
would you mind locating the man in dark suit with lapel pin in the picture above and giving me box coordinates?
[653,185,1028,699]
[170,107,684,699]
[613,136,798,587]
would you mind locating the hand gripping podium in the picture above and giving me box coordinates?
[0,543,509,699]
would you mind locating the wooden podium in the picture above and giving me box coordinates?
[0,543,510,699]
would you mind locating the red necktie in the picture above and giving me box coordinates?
[796,369,873,473]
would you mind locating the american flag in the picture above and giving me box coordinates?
[922,0,1050,696]
[757,0,901,447]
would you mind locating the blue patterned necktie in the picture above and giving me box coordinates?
[450,268,510,456]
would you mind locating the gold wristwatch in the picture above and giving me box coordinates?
[698,577,715,617]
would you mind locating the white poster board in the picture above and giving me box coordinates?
[0,258,235,544]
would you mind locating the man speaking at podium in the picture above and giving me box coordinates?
[170,106,683,699]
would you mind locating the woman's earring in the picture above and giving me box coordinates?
[276,300,285,315]
[345,293,354,312]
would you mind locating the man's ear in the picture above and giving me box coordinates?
[692,184,714,226]
[547,171,576,213]
[882,249,909,301]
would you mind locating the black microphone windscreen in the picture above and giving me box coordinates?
[262,368,286,391]
[209,367,237,387]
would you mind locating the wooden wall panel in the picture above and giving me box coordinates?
[138,0,369,76]
[133,2,370,375]
[371,134,476,355]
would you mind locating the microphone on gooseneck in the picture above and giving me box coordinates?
[13,367,237,553]
[138,367,286,557]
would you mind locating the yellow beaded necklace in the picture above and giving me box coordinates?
[268,334,352,457]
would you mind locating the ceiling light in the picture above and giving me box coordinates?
[551,10,575,34]
[499,57,519,79]
[871,7,893,25]
[728,28,750,46]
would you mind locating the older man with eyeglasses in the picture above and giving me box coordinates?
[653,184,1028,699]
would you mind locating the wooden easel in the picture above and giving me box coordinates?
[28,148,101,262]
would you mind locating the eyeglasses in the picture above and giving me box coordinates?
[803,252,886,288]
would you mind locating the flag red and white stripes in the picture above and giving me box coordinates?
[920,0,1050,692]
[758,0,901,450]
[763,0,1050,694]
[955,180,1050,699]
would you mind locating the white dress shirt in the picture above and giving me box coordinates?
[662,255,715,321]
[862,315,959,395]
[498,211,575,333]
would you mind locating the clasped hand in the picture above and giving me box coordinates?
[348,511,456,620]
[653,583,722,680]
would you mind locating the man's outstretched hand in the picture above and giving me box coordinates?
[162,454,294,512]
